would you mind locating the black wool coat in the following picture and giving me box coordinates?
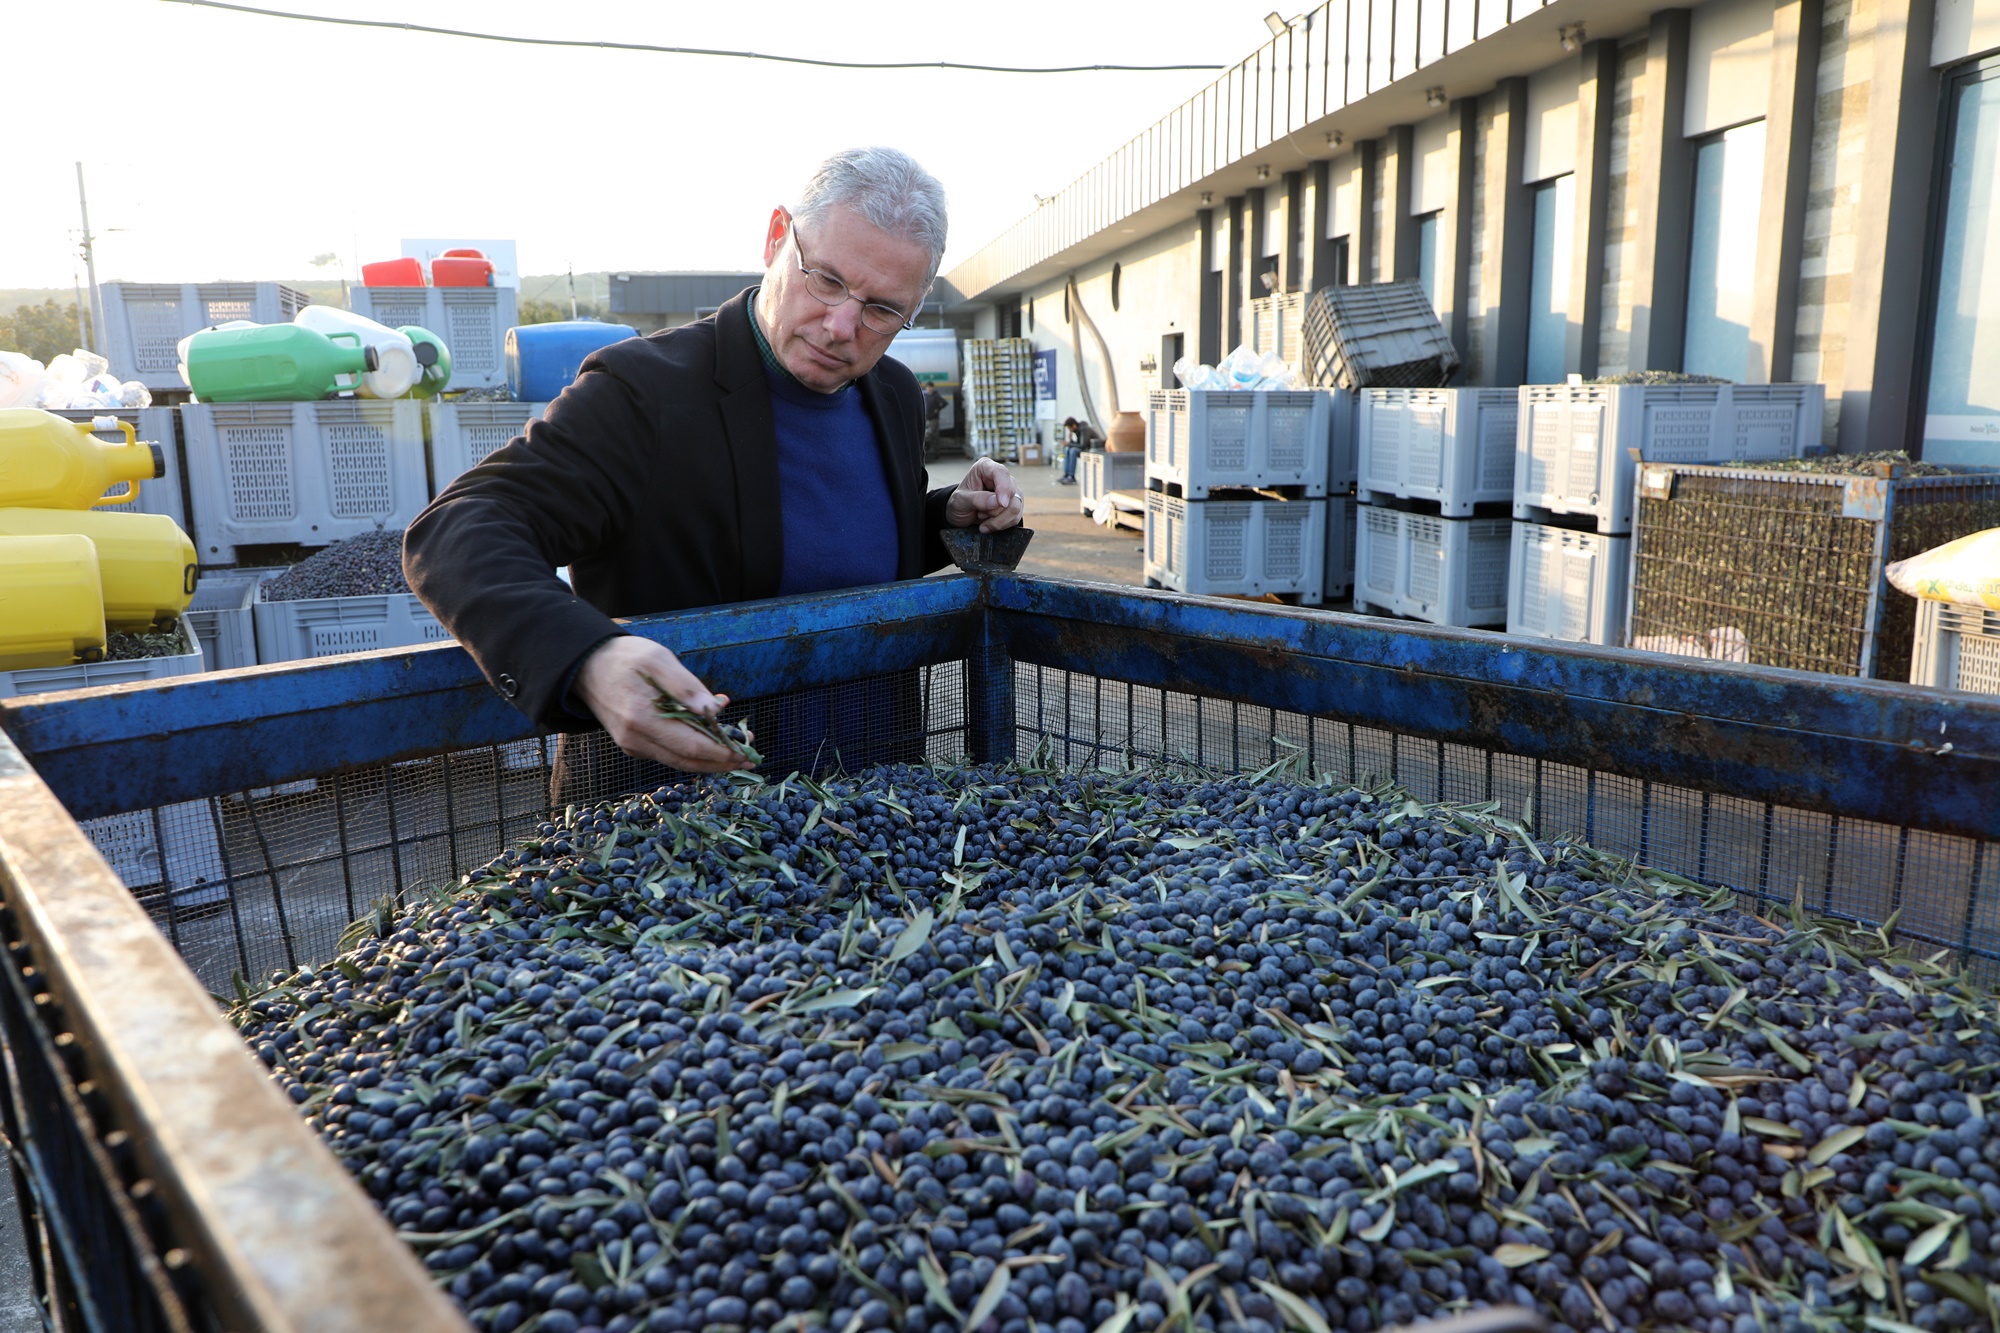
[404,288,958,732]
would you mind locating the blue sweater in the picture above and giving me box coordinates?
[763,365,900,596]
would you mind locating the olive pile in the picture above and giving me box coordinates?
[233,764,2000,1333]
[260,528,411,601]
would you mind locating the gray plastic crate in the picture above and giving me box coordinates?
[1300,280,1460,390]
[252,587,451,663]
[0,614,202,699]
[100,282,310,391]
[179,401,428,565]
[6,615,217,912]
[1324,495,1359,597]
[1144,493,1326,602]
[1080,449,1144,514]
[1355,504,1511,626]
[1515,382,1823,534]
[50,407,187,529]
[1911,601,2000,694]
[1358,387,1518,514]
[1506,520,1631,646]
[1249,292,1307,360]
[347,286,519,390]
[185,568,280,670]
[1145,389,1340,498]
[427,400,549,495]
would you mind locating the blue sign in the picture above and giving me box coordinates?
[1032,349,1057,400]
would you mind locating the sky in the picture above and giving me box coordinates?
[4,0,1300,293]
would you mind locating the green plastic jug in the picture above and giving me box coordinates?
[401,326,453,399]
[183,324,379,402]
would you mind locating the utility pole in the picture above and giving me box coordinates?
[567,264,579,320]
[76,162,104,354]
[72,274,88,350]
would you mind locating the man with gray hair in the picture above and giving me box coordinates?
[405,147,1020,792]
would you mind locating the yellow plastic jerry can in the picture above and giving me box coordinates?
[0,409,163,511]
[0,509,197,631]
[0,533,108,670]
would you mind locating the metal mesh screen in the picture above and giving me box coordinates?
[1008,664,2000,973]
[71,655,2000,1003]
[1631,470,2000,679]
[94,664,973,994]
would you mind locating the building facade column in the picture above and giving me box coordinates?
[1439,100,1480,365]
[1748,0,1824,384]
[1225,195,1248,351]
[1198,207,1222,365]
[1307,160,1338,294]
[1626,9,1694,371]
[1481,78,1535,387]
[1569,40,1620,378]
[1283,169,1307,292]
[1837,0,1941,452]
[1379,125,1420,281]
[1355,140,1380,285]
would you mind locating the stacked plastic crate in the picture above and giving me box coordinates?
[1300,281,1466,617]
[1353,388,1517,625]
[1509,380,1824,646]
[177,400,429,567]
[1141,389,1346,604]
[100,281,312,399]
[348,284,518,392]
[960,339,1036,463]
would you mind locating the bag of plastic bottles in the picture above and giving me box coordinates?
[1886,528,2000,611]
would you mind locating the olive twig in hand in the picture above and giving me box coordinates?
[639,672,763,766]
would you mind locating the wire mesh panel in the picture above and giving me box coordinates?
[1630,463,2000,680]
[90,665,974,995]
[1008,663,2000,971]
[31,605,2000,984]
[7,576,2000,1333]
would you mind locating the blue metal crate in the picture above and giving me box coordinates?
[2,574,1999,1330]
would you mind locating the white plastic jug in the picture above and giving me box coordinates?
[177,320,262,390]
[294,306,419,399]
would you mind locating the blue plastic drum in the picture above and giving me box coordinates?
[504,321,640,402]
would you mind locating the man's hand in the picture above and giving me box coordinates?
[947,458,1025,533]
[573,635,753,773]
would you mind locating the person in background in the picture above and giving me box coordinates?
[405,147,1023,797]
[1058,416,1102,485]
[922,381,945,455]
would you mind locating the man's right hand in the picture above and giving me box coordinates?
[572,635,754,773]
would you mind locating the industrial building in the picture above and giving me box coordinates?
[943,0,2000,463]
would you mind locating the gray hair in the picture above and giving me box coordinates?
[792,147,949,287]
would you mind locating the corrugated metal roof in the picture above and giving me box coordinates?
[943,0,1573,301]
[610,273,764,314]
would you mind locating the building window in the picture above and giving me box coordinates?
[1527,176,1576,385]
[1684,120,1767,379]
[1331,236,1351,287]
[1922,58,2000,463]
[1416,212,1442,312]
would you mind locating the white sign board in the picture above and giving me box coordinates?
[400,239,520,289]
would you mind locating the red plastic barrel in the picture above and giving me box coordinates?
[432,249,494,288]
[362,257,427,288]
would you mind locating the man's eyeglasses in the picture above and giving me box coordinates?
[790,220,920,336]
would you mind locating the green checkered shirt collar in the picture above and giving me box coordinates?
[747,288,849,394]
